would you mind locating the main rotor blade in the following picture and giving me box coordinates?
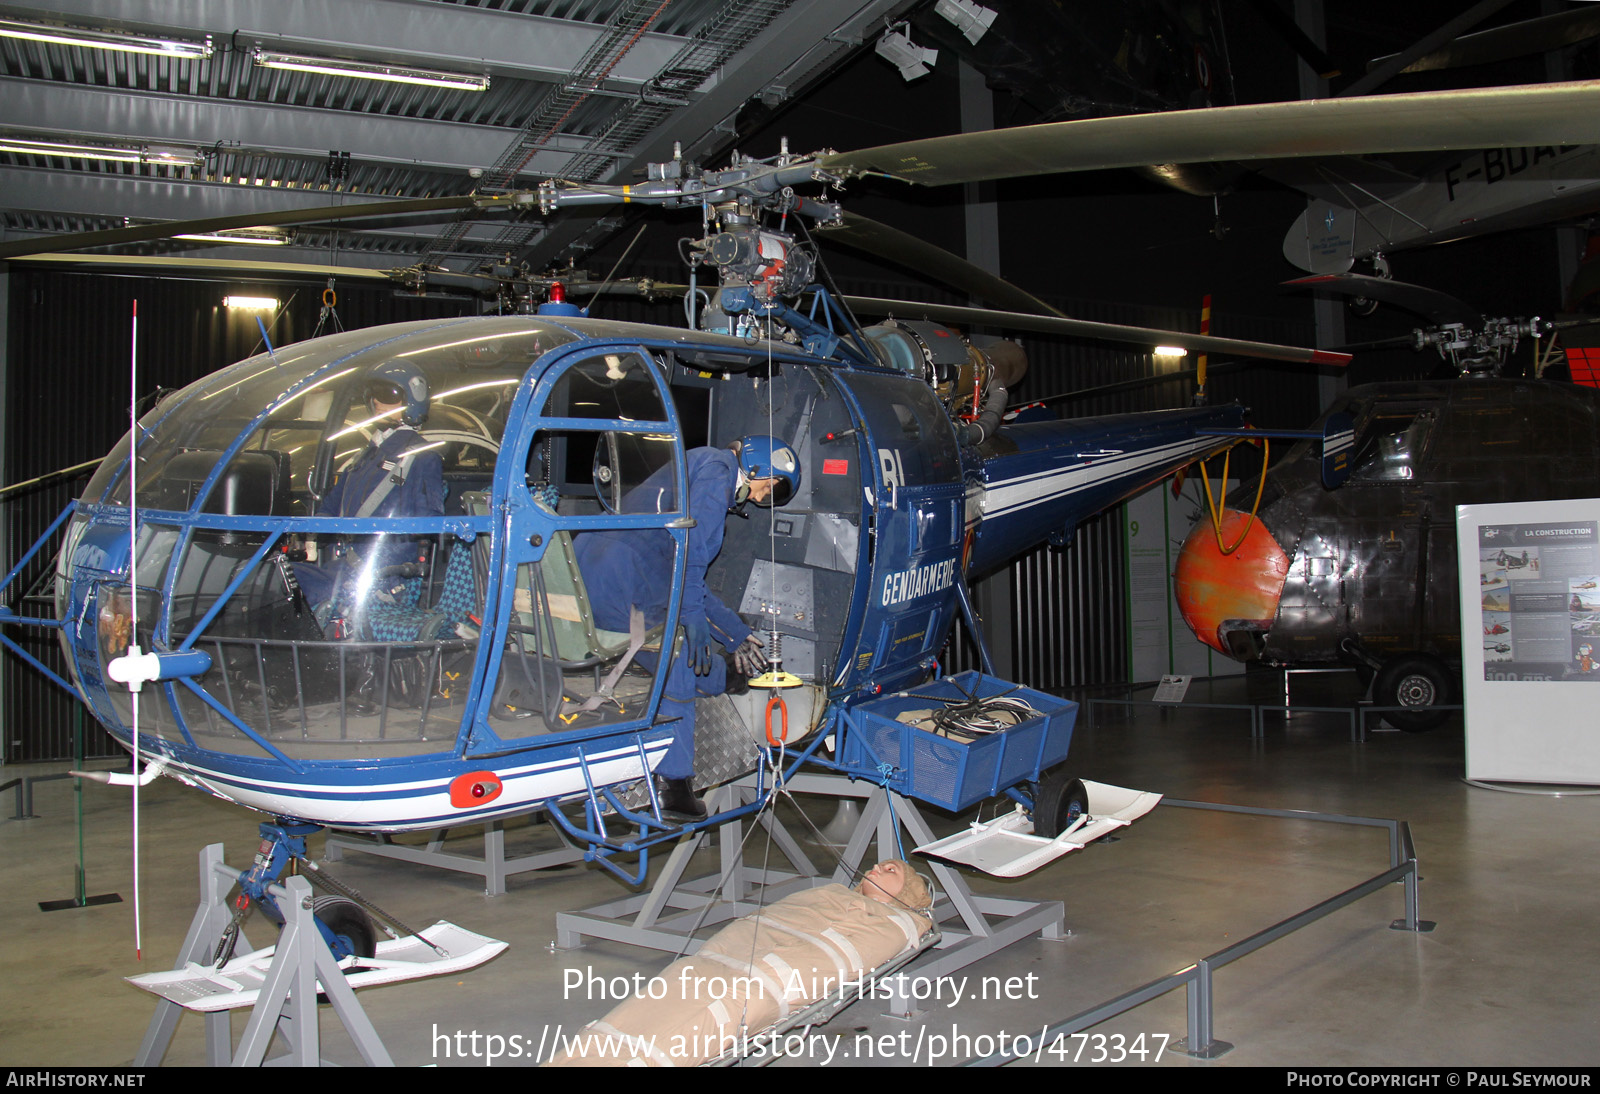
[9,252,398,281]
[1368,8,1600,74]
[10,251,689,305]
[843,297,1351,366]
[818,212,1064,317]
[0,193,533,261]
[819,80,1600,187]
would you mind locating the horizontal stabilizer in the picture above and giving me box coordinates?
[1286,272,1482,328]
[1198,411,1352,489]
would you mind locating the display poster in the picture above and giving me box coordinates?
[1124,480,1244,682]
[1474,520,1600,681]
[1458,498,1600,784]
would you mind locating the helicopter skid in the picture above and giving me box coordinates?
[121,731,675,833]
[914,780,1163,877]
[129,919,506,1013]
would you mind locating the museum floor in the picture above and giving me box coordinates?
[3,670,1596,1069]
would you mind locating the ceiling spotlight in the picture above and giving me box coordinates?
[223,296,278,310]
[934,0,996,45]
[875,25,937,82]
[175,228,289,246]
[0,136,204,169]
[254,49,490,91]
[1154,346,1189,358]
[0,16,211,58]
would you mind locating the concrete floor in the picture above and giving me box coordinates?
[3,671,1597,1068]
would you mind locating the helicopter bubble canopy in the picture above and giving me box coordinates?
[49,317,726,825]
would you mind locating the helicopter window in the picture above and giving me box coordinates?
[1349,410,1436,483]
[529,429,679,515]
[147,524,481,761]
[545,351,667,422]
[98,319,569,514]
[837,373,961,486]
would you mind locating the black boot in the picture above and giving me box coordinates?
[348,652,379,716]
[655,776,706,823]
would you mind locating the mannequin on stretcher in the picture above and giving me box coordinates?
[547,860,934,1067]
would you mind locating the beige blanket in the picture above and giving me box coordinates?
[548,884,931,1067]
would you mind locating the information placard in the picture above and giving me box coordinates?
[1457,498,1600,784]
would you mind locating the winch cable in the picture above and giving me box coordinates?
[662,741,788,961]
[770,777,939,922]
[127,300,144,960]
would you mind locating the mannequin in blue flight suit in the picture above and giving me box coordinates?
[574,436,800,821]
[297,361,445,634]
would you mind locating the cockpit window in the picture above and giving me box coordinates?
[86,318,576,516]
[1349,409,1436,483]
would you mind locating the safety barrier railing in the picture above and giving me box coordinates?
[970,798,1430,1064]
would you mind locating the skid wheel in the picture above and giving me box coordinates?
[1031,768,1089,837]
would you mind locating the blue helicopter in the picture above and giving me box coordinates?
[15,78,1580,947]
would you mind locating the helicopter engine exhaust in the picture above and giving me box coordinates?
[1173,507,1290,660]
[858,319,1027,439]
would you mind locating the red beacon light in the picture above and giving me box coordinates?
[537,280,583,317]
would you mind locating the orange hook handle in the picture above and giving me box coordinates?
[764,693,788,746]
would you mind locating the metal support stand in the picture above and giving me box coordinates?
[135,842,393,1066]
[324,812,585,896]
[555,772,1064,1020]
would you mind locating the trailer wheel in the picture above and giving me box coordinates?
[1032,769,1090,837]
[1374,655,1454,732]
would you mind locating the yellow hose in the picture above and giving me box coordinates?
[1197,437,1270,556]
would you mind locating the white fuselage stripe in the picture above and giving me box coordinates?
[983,436,1216,520]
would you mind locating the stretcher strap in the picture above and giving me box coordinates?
[759,921,851,988]
[885,909,923,951]
[820,928,864,972]
[700,950,791,1020]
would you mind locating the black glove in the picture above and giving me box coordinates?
[686,616,713,675]
[732,634,766,677]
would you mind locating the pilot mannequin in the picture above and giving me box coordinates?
[574,435,800,821]
[296,361,445,630]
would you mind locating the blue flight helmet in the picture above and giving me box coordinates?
[735,435,800,507]
[366,360,430,426]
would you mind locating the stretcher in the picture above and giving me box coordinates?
[548,882,937,1067]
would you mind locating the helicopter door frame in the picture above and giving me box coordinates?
[828,371,968,697]
[461,341,690,763]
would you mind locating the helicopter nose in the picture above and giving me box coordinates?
[1173,508,1290,659]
